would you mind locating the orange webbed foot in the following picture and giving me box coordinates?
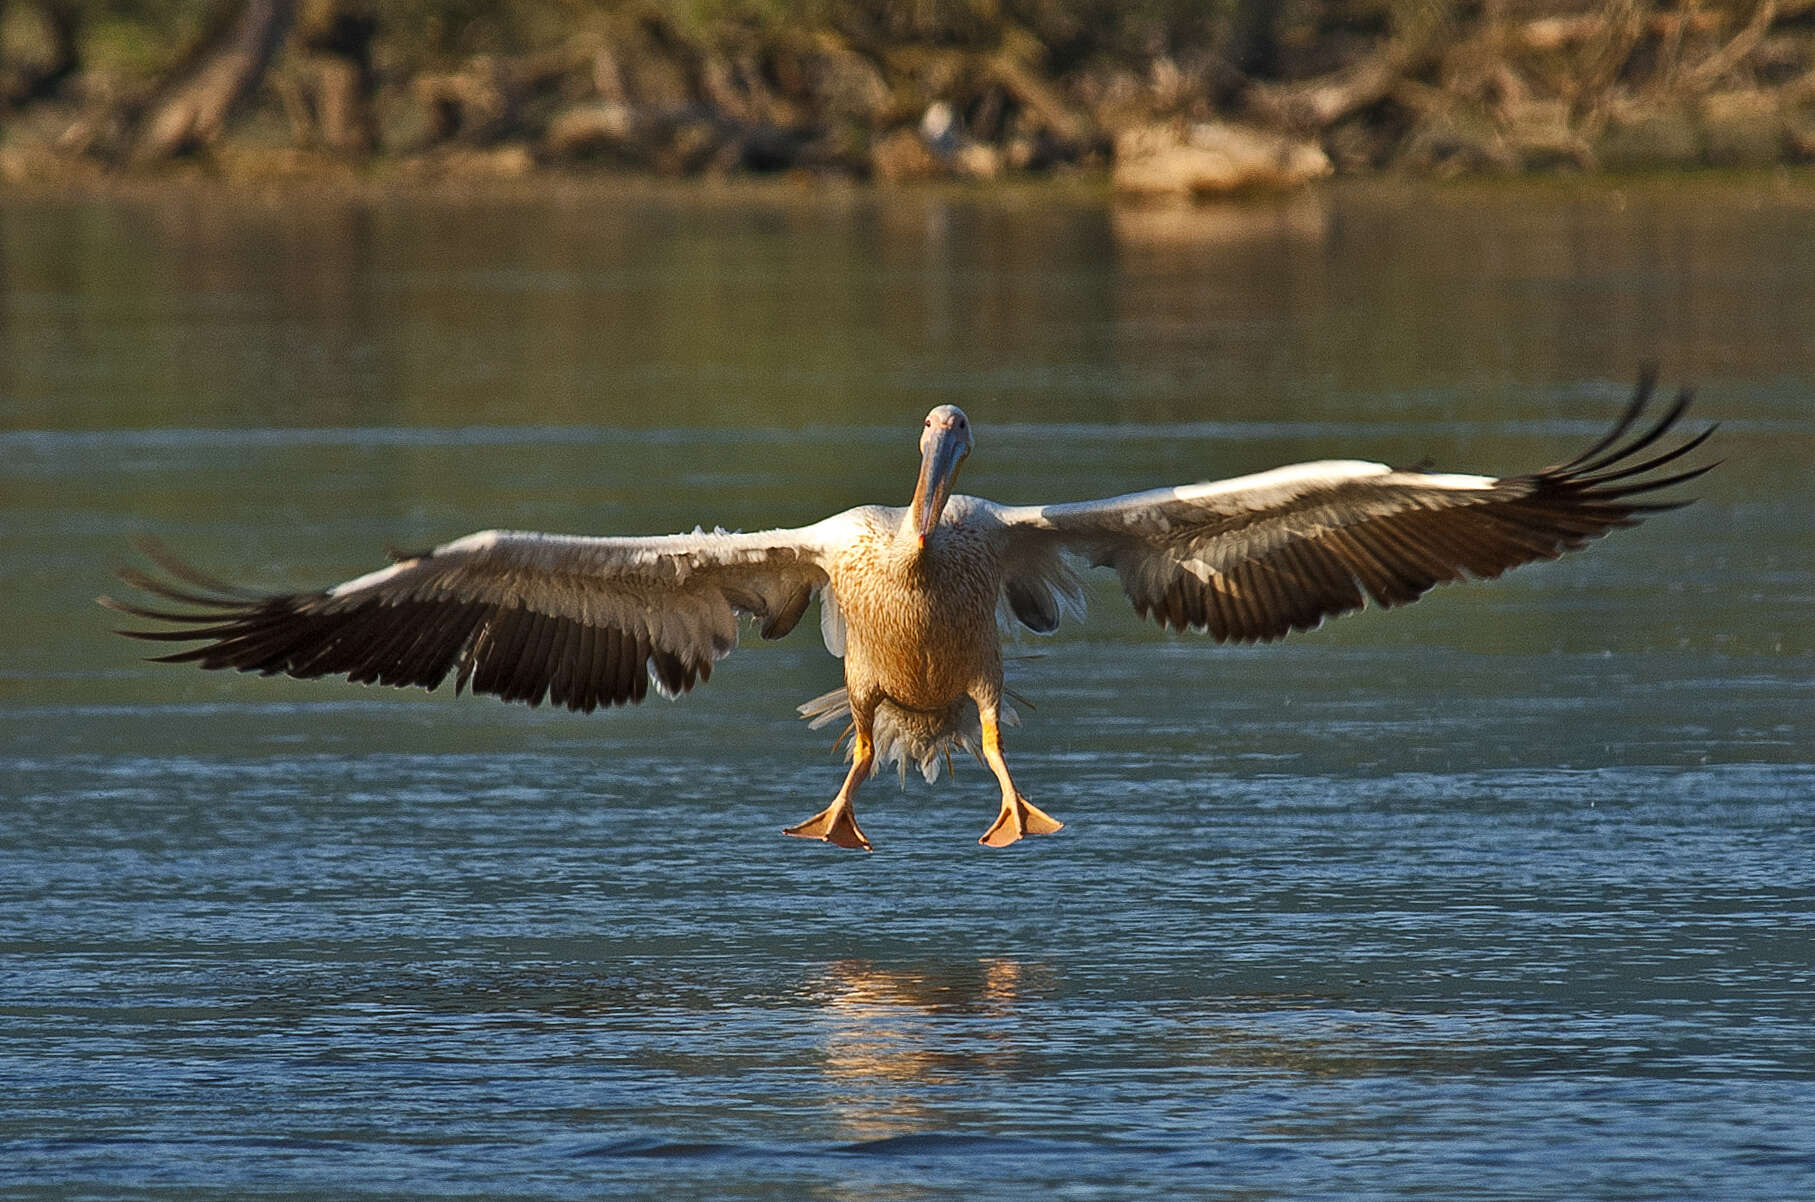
[784,801,873,851]
[979,794,1064,848]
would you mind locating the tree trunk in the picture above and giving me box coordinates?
[297,0,377,155]
[132,0,296,162]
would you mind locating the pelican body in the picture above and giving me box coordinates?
[795,411,1062,847]
[105,379,1713,851]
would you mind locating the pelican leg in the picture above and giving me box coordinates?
[975,700,1063,848]
[785,723,875,851]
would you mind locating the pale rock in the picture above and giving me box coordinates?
[1113,122,1331,199]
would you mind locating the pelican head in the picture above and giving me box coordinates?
[912,405,971,546]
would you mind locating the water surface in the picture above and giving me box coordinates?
[2,177,1812,1199]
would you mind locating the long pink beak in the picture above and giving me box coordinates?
[912,426,968,546]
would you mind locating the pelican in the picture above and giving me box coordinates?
[104,376,1712,851]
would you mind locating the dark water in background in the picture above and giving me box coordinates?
[1,177,1811,1199]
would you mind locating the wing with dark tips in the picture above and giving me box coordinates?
[101,517,860,712]
[992,375,1715,643]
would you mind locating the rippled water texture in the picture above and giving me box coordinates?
[3,178,1812,1199]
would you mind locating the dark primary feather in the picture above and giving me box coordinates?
[100,533,822,714]
[1034,376,1715,644]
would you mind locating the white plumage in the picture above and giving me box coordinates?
[105,378,1712,850]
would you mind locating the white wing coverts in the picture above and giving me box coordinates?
[103,521,850,711]
[991,378,1714,643]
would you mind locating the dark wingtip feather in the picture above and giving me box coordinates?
[1571,386,1696,478]
[1576,422,1719,489]
[109,566,248,608]
[1536,374,1716,512]
[98,594,239,625]
[129,535,266,599]
[1553,369,1658,473]
[1587,461,1719,501]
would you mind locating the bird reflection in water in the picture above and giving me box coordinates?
[803,958,1055,1141]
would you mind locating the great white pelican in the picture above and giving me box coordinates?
[104,377,1713,851]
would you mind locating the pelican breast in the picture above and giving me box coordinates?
[825,500,1005,711]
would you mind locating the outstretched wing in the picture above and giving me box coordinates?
[101,518,855,712]
[992,376,1715,643]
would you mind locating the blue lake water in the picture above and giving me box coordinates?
[2,177,1812,1199]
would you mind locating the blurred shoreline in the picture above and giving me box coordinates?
[3,2,1814,197]
[3,152,1811,216]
